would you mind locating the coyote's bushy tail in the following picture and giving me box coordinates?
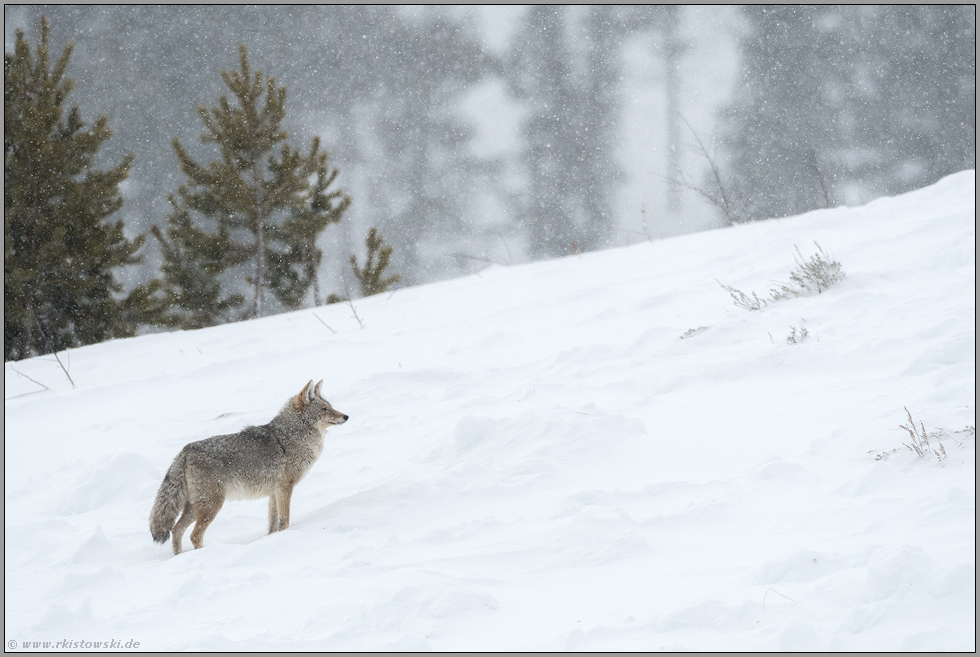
[149,452,188,543]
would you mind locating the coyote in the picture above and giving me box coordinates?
[149,380,348,554]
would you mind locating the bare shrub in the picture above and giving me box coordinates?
[671,117,745,226]
[899,407,947,462]
[785,325,809,344]
[718,242,845,311]
[873,416,972,462]
[769,242,845,301]
[716,281,768,311]
[680,326,709,339]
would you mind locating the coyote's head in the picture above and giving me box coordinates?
[292,380,349,432]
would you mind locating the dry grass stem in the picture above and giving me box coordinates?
[900,407,947,462]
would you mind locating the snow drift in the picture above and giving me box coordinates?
[4,171,975,651]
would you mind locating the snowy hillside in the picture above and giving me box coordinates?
[4,171,975,651]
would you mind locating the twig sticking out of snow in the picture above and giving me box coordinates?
[52,351,75,388]
[762,587,795,611]
[9,365,51,394]
[340,270,365,329]
[311,312,337,334]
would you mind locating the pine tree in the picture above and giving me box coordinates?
[850,6,975,196]
[350,228,401,297]
[4,17,145,361]
[508,6,629,259]
[717,6,975,221]
[509,6,578,259]
[363,10,490,285]
[715,6,841,222]
[151,44,350,328]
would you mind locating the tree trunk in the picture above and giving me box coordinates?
[663,6,682,213]
[252,159,266,317]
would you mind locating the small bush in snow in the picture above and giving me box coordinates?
[899,407,947,462]
[718,242,845,311]
[716,281,769,311]
[769,242,846,301]
[873,416,973,463]
[785,325,809,344]
[680,326,709,339]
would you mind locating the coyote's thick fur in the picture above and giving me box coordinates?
[149,380,348,554]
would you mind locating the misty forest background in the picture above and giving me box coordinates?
[4,5,975,360]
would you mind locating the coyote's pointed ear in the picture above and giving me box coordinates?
[295,380,314,408]
[314,380,324,400]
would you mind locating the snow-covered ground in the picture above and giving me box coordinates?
[4,171,975,651]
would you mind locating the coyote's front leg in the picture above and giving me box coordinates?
[273,480,295,532]
[267,496,280,534]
